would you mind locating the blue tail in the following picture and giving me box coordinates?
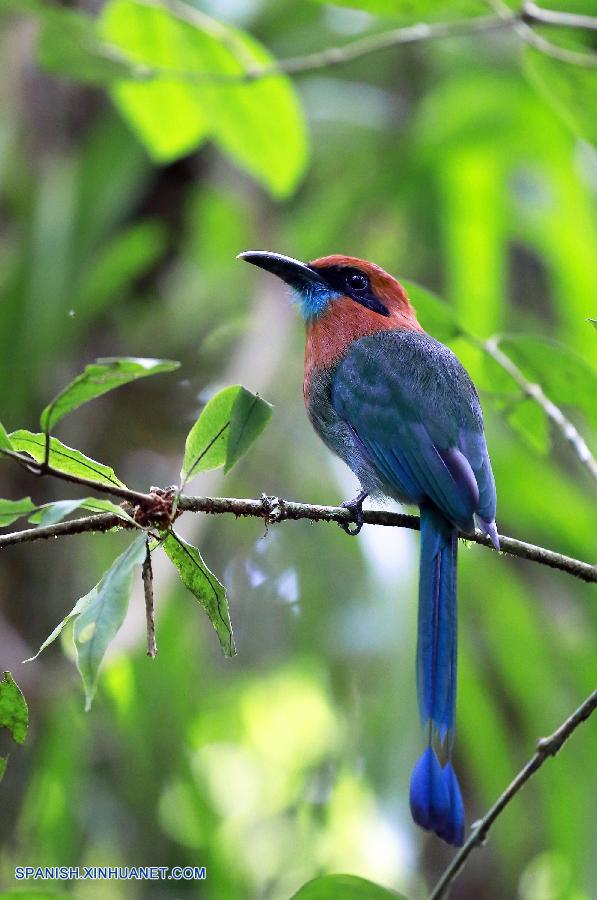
[409,505,465,846]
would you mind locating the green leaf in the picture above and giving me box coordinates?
[310,0,485,19]
[100,0,308,197]
[496,335,597,428]
[25,585,99,664]
[181,384,271,484]
[163,531,235,657]
[9,431,126,489]
[524,48,597,147]
[37,8,135,85]
[28,497,137,528]
[0,756,6,784]
[40,357,180,433]
[0,671,28,745]
[225,387,273,473]
[74,534,147,709]
[588,318,597,331]
[402,280,462,342]
[0,419,13,451]
[0,497,37,528]
[292,874,405,899]
[506,398,550,455]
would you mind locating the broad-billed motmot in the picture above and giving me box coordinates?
[239,251,499,847]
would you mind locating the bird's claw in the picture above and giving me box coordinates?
[340,491,368,536]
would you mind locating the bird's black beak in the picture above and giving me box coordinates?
[237,251,326,291]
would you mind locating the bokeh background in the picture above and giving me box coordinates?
[0,1,596,898]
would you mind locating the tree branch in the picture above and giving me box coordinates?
[482,338,597,483]
[0,495,594,583]
[429,687,597,899]
[119,0,597,87]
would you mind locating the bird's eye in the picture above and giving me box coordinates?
[346,272,369,292]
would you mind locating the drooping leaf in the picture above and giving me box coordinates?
[40,357,180,433]
[25,586,99,664]
[28,497,137,528]
[163,531,235,657]
[9,431,126,489]
[225,387,273,473]
[100,0,308,197]
[524,47,597,147]
[37,7,135,85]
[0,497,37,528]
[181,384,272,485]
[0,671,28,745]
[496,335,597,428]
[74,534,147,709]
[0,420,13,451]
[292,873,405,899]
[402,279,463,342]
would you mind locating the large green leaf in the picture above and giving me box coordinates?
[100,0,307,197]
[40,357,180,433]
[181,384,272,485]
[292,874,405,899]
[0,497,37,528]
[9,431,126,489]
[524,47,597,147]
[74,534,147,709]
[0,672,28,745]
[163,531,235,657]
[402,279,462,342]
[496,335,597,428]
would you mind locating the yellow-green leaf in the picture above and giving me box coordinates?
[100,0,308,197]
[292,874,405,899]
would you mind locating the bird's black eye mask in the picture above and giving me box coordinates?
[312,265,390,317]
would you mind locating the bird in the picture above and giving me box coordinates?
[238,250,499,846]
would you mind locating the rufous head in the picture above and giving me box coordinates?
[238,251,420,328]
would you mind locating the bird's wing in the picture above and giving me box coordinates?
[331,330,496,530]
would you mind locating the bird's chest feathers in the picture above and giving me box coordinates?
[303,300,420,398]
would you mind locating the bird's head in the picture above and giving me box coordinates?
[238,251,419,326]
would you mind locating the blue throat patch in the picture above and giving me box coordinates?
[292,283,340,321]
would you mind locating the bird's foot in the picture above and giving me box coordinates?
[340,490,369,536]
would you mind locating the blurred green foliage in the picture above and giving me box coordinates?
[0,0,596,899]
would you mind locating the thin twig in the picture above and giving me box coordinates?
[482,338,597,483]
[490,0,597,67]
[0,495,594,583]
[127,7,520,85]
[142,539,157,658]
[113,0,597,86]
[429,688,597,899]
[522,1,597,33]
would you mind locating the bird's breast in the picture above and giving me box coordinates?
[303,298,421,401]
